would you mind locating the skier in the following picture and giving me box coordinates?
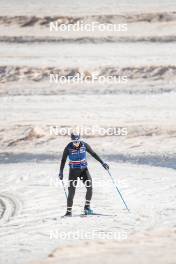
[59,132,109,216]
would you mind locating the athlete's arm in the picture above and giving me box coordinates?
[85,142,109,170]
[60,146,69,172]
[85,142,104,164]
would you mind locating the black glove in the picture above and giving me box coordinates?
[102,163,109,170]
[58,171,63,180]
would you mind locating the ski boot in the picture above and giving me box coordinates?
[64,211,72,217]
[84,207,94,215]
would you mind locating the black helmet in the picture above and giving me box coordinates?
[71,132,80,141]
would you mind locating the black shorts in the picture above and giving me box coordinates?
[68,168,92,188]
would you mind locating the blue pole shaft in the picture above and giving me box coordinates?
[61,180,68,200]
[107,170,130,212]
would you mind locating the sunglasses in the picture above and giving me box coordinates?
[72,140,80,144]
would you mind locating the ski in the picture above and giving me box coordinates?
[80,212,117,217]
[61,213,117,218]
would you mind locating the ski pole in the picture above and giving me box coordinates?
[61,180,68,200]
[107,169,130,212]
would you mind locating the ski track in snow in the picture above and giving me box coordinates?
[0,161,175,264]
[0,193,21,224]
